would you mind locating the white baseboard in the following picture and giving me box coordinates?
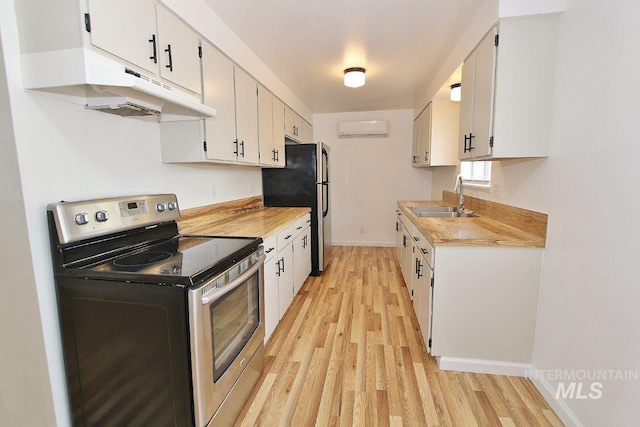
[437,356,533,377]
[528,370,584,427]
[331,241,395,247]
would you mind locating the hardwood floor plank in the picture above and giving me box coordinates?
[233,246,562,427]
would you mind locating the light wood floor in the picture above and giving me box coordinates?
[234,246,563,427]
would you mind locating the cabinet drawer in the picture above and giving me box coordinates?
[303,213,312,229]
[263,235,278,262]
[292,217,305,237]
[277,225,295,249]
[419,237,435,268]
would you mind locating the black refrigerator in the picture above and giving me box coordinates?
[262,143,331,276]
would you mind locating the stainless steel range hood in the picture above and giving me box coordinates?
[20,48,215,121]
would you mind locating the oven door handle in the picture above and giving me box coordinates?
[200,254,265,305]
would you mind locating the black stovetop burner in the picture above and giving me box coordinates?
[89,235,261,281]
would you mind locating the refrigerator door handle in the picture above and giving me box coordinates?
[322,182,329,218]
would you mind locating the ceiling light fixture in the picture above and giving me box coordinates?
[344,67,366,88]
[450,83,461,102]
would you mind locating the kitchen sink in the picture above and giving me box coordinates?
[409,206,476,218]
[409,206,456,214]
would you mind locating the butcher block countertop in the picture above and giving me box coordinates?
[178,196,310,239]
[398,192,548,248]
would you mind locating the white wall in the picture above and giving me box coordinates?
[0,32,57,427]
[0,0,289,424]
[314,110,432,246]
[431,0,640,424]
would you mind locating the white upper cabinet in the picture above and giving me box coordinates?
[258,86,286,167]
[413,100,458,167]
[258,84,275,166]
[87,0,201,95]
[202,41,237,162]
[234,67,259,164]
[459,14,560,160]
[284,105,301,141]
[156,3,202,94]
[87,0,158,75]
[272,97,286,167]
[299,120,313,143]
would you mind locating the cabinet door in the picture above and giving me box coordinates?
[420,103,432,165]
[156,4,201,94]
[277,245,294,320]
[284,105,302,141]
[412,114,421,166]
[300,120,313,143]
[87,0,158,74]
[234,67,259,164]
[412,254,422,319]
[293,228,312,295]
[272,97,286,167]
[395,214,403,261]
[459,49,476,160]
[263,255,280,343]
[471,27,497,158]
[420,263,433,353]
[201,42,237,162]
[258,84,274,166]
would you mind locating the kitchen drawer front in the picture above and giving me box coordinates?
[263,235,278,262]
[302,213,311,230]
[419,237,435,268]
[292,217,305,237]
[277,224,295,249]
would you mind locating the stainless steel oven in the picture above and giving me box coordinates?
[47,194,265,427]
[189,248,265,427]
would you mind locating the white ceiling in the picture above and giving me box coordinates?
[203,0,484,114]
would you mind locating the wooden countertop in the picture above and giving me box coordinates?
[182,206,311,239]
[398,199,546,248]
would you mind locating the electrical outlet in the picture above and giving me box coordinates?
[360,227,365,235]
[211,185,216,200]
[492,183,501,198]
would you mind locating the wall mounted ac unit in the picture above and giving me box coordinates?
[337,120,389,137]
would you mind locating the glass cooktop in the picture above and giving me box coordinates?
[90,235,261,279]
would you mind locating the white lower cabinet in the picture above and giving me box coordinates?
[293,222,311,295]
[395,208,543,372]
[276,242,294,320]
[262,214,312,343]
[262,236,279,342]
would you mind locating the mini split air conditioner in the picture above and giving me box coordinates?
[337,120,389,137]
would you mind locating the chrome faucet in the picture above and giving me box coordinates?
[453,174,464,212]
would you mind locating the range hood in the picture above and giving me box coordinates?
[20,48,215,121]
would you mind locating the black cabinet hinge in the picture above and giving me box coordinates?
[428,338,432,347]
[489,136,494,148]
[494,34,499,46]
[411,290,414,297]
[84,13,91,32]
[198,46,202,58]
[431,277,434,288]
[203,141,207,152]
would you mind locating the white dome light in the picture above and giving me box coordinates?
[344,67,366,88]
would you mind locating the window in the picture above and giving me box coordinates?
[460,161,492,187]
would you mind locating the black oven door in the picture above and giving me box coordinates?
[189,251,265,427]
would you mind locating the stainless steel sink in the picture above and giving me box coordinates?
[409,206,456,214]
[410,206,476,218]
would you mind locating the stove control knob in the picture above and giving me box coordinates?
[167,202,177,211]
[95,210,109,222]
[74,213,89,225]
[157,203,167,212]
